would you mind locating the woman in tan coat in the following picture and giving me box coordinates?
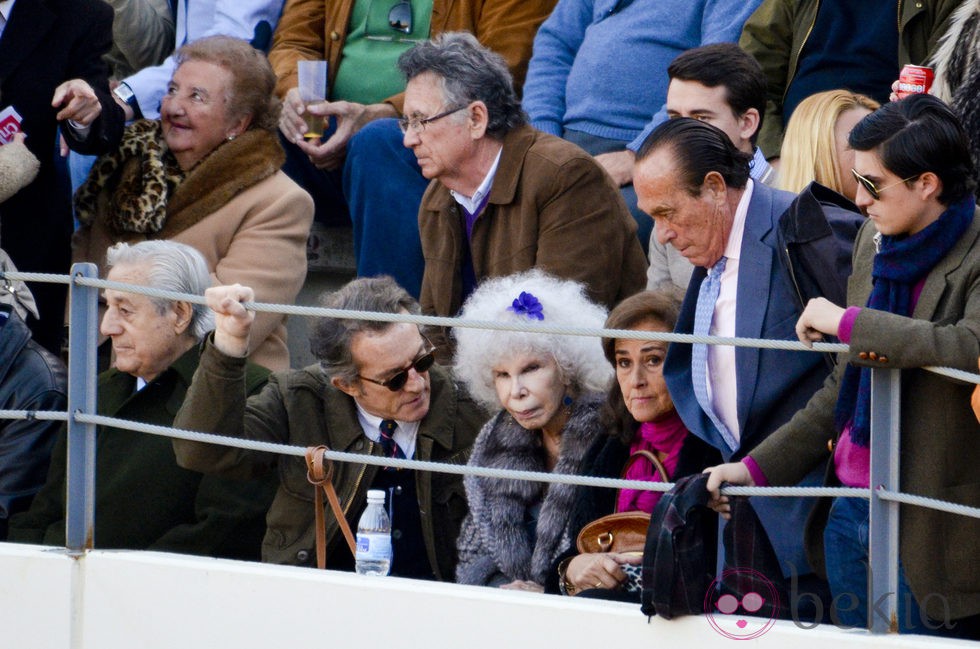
[73,35,313,371]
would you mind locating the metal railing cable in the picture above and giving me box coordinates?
[0,409,69,423]
[9,266,980,634]
[875,488,980,520]
[13,270,851,352]
[73,411,870,498]
[11,270,980,378]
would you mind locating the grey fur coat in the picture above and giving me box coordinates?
[455,392,604,586]
[931,0,980,186]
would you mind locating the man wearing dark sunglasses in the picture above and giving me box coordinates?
[172,276,484,581]
[708,95,980,637]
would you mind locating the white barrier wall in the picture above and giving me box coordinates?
[2,543,974,649]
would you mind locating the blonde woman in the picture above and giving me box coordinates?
[776,90,879,201]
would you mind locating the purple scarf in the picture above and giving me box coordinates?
[834,194,975,446]
[617,410,689,513]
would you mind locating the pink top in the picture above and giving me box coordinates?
[831,278,925,487]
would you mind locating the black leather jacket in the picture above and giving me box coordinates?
[0,305,67,539]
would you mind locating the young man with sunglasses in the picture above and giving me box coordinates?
[172,276,484,579]
[707,94,980,635]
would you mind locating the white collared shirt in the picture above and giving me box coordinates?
[450,148,502,214]
[0,0,15,38]
[354,402,420,460]
[704,178,754,444]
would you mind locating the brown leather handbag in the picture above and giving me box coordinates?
[305,445,357,569]
[575,449,668,555]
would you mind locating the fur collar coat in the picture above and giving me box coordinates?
[931,0,980,186]
[70,118,313,372]
[455,392,605,586]
[74,119,285,238]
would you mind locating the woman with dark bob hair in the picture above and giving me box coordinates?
[73,35,313,371]
[547,289,719,600]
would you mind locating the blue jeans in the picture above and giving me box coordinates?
[823,496,931,632]
[280,127,350,228]
[343,118,429,298]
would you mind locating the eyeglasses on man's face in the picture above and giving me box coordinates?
[358,335,437,391]
[397,105,468,134]
[851,168,920,200]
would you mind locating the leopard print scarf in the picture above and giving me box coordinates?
[74,119,285,237]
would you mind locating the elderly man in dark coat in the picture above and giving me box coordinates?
[8,241,274,559]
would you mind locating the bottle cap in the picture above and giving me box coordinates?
[366,489,386,503]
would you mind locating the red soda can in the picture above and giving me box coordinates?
[896,64,934,99]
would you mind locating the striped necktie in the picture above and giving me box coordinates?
[378,419,405,468]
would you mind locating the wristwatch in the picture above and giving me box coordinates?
[557,557,578,596]
[112,83,142,119]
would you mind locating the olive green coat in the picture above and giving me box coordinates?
[751,212,980,621]
[8,346,275,559]
[740,0,961,158]
[173,340,483,578]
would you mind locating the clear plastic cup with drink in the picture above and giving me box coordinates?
[297,60,328,139]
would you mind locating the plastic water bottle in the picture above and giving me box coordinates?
[355,489,392,576]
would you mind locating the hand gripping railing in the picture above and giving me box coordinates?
[6,263,980,634]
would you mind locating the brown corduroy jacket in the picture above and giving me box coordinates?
[418,124,647,344]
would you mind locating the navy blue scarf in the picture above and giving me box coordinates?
[833,195,975,446]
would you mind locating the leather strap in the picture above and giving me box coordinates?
[305,445,357,569]
[615,449,669,512]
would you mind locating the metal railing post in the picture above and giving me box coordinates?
[868,367,901,633]
[65,263,99,554]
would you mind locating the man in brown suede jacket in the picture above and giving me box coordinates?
[402,34,647,339]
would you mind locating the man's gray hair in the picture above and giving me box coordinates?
[397,31,526,138]
[310,276,421,384]
[105,240,214,340]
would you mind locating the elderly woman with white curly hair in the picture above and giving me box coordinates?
[452,270,611,591]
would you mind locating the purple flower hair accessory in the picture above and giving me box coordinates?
[509,291,544,320]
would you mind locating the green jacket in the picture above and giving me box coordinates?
[8,345,275,559]
[740,0,961,158]
[750,211,980,621]
[172,340,484,579]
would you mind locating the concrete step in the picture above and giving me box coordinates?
[306,222,355,274]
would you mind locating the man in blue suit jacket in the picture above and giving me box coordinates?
[634,118,830,590]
